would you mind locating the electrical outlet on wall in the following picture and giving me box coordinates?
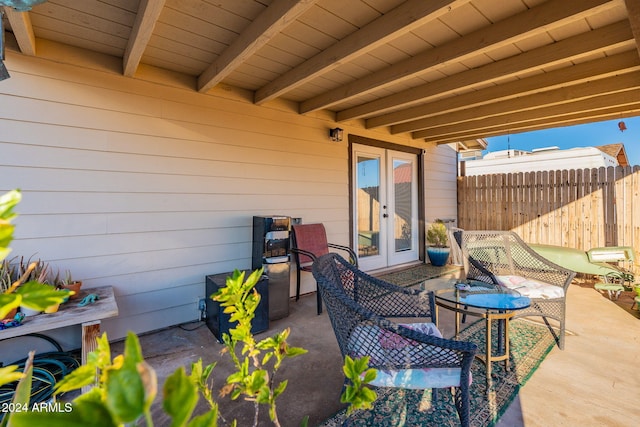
[198,298,207,321]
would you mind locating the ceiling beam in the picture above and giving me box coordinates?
[368,50,640,129]
[625,0,640,58]
[123,0,166,77]
[397,71,640,134]
[3,6,36,56]
[430,105,640,145]
[197,0,319,94]
[300,0,617,114]
[339,20,634,122]
[412,86,640,139]
[254,0,471,105]
[457,139,488,150]
[429,106,640,144]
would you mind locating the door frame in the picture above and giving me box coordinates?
[348,135,425,269]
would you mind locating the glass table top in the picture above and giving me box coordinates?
[435,280,531,311]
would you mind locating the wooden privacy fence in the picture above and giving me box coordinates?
[457,166,640,259]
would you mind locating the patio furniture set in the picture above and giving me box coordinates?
[529,243,637,301]
[308,226,576,426]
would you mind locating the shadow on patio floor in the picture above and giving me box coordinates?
[113,289,345,427]
[109,267,640,427]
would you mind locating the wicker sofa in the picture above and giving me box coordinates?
[312,253,477,426]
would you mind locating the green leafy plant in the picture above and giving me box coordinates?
[0,190,72,319]
[1,190,377,425]
[212,269,307,427]
[0,189,20,263]
[0,190,73,419]
[341,355,377,416]
[9,269,310,427]
[10,332,158,427]
[426,219,449,248]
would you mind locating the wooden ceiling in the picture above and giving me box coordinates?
[2,0,640,147]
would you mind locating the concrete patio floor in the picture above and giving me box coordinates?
[115,269,640,426]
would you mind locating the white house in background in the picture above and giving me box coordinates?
[461,144,629,176]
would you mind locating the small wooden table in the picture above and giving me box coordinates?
[432,282,530,393]
[0,285,118,367]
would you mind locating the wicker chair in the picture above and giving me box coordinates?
[455,230,576,349]
[312,253,477,427]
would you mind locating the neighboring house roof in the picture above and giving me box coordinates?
[394,162,413,183]
[596,143,629,167]
[462,145,624,176]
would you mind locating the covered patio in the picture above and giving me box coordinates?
[120,269,640,426]
[1,0,640,425]
[2,0,639,341]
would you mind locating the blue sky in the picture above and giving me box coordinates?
[484,116,640,166]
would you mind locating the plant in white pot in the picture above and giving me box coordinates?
[426,220,450,266]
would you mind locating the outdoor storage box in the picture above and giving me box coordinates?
[204,271,269,342]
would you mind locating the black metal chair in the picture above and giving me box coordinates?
[290,223,357,314]
[455,230,576,349]
[312,253,477,427]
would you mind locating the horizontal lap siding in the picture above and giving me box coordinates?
[0,54,353,343]
[424,145,458,223]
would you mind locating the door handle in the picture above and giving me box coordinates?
[383,213,388,218]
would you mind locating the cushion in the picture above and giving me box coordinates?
[368,366,464,389]
[378,322,442,349]
[348,322,464,389]
[495,275,564,299]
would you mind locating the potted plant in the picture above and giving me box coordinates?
[0,259,18,320]
[426,220,450,266]
[13,257,78,313]
[1,256,46,317]
[16,256,49,315]
[57,270,82,300]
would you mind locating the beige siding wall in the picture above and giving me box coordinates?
[424,144,459,225]
[0,49,457,347]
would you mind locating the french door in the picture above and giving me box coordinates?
[353,144,419,271]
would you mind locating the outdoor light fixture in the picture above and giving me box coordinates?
[329,127,343,142]
[0,10,9,81]
[0,0,47,11]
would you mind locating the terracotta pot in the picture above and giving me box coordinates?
[62,281,82,300]
[2,307,18,321]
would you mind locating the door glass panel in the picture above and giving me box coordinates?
[356,155,380,258]
[353,144,418,271]
[393,159,412,252]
